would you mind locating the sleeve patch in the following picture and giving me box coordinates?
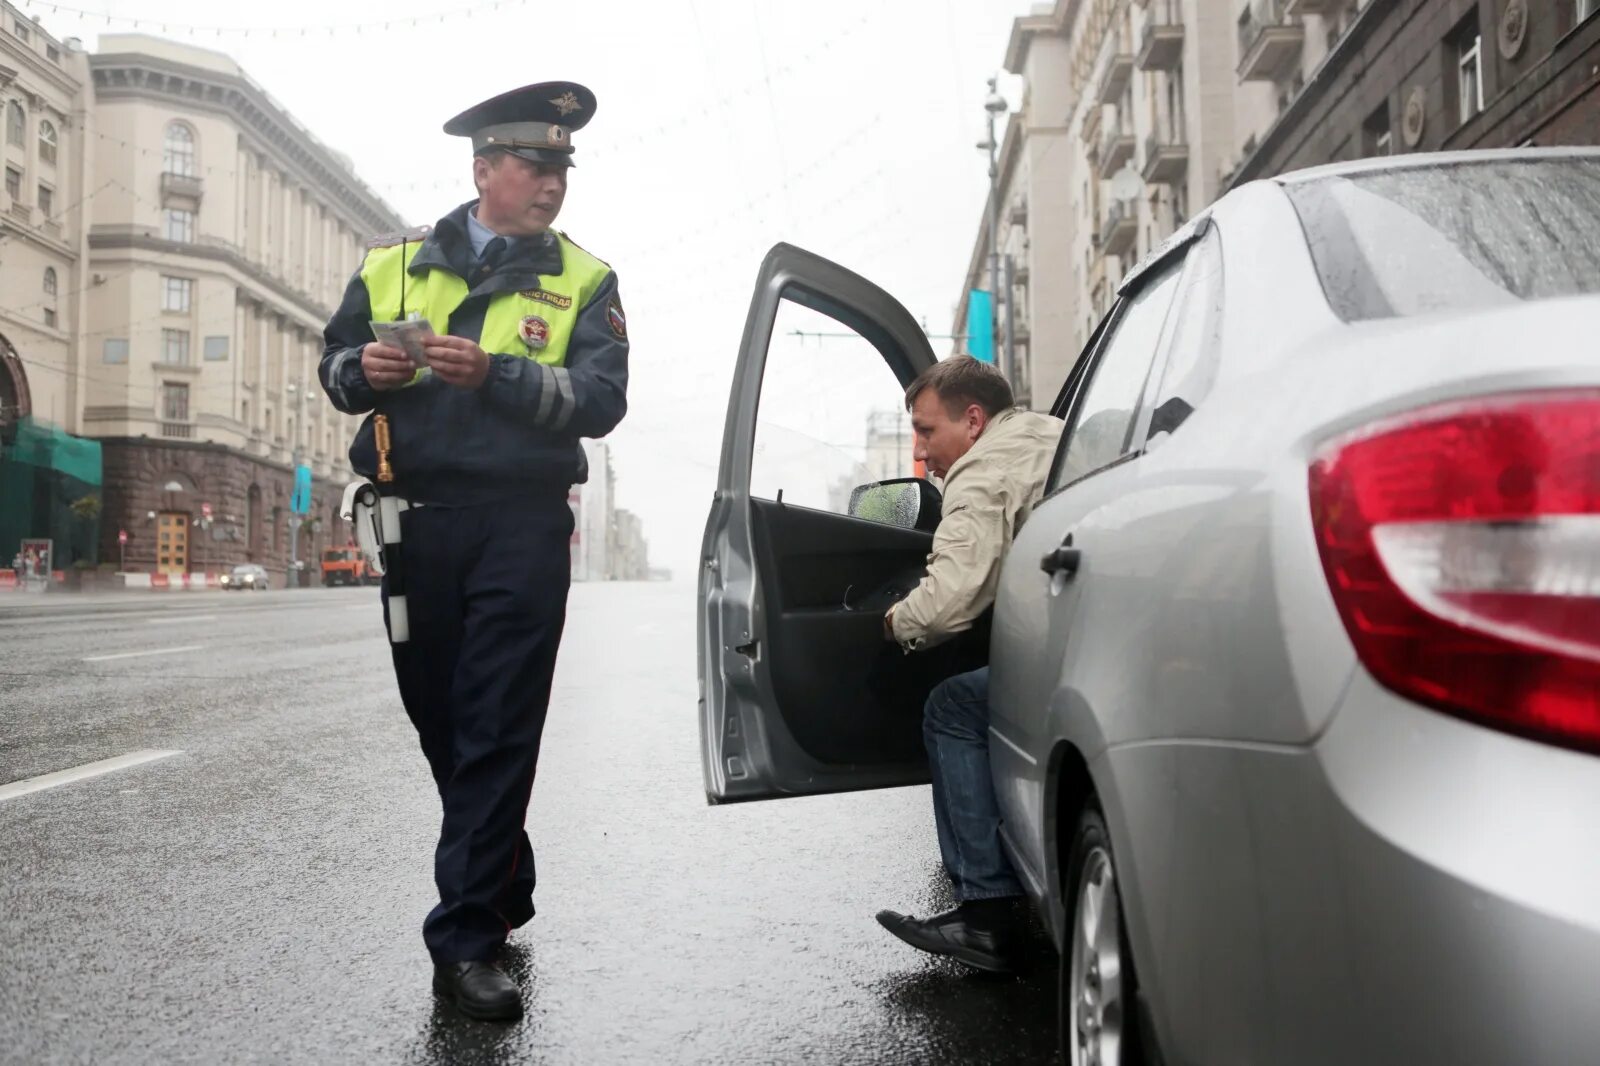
[606,297,627,339]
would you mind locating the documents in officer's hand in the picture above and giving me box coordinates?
[370,320,436,367]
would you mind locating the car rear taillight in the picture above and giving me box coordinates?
[1310,391,1600,753]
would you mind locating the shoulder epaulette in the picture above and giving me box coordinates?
[366,224,432,250]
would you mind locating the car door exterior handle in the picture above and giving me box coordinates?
[1041,534,1081,577]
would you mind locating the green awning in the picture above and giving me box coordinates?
[4,416,102,485]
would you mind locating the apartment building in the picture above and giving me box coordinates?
[955,0,1253,409]
[82,34,404,578]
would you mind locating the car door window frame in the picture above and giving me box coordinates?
[1043,217,1215,497]
[1045,261,1183,495]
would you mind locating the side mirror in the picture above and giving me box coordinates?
[847,478,943,533]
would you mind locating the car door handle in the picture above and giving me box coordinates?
[1040,534,1081,577]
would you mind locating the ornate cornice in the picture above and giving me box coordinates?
[88,224,332,327]
[89,51,404,238]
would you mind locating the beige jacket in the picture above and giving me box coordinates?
[890,407,1064,651]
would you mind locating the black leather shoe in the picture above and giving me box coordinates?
[875,907,1019,974]
[432,961,523,1021]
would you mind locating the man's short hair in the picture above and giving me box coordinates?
[904,355,1015,419]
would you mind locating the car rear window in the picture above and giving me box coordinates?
[1283,157,1600,322]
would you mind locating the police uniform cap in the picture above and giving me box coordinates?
[444,81,597,168]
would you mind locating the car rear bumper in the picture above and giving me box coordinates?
[1102,670,1600,1065]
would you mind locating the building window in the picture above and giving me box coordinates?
[162,275,193,312]
[43,308,56,328]
[103,338,129,364]
[162,329,192,365]
[163,121,196,177]
[203,335,229,361]
[46,44,58,63]
[5,101,22,147]
[38,120,56,165]
[165,208,194,243]
[4,166,18,201]
[43,267,56,296]
[1363,101,1392,156]
[37,184,52,217]
[161,382,190,422]
[13,20,28,42]
[1457,20,1484,124]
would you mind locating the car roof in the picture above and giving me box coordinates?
[1269,146,1600,186]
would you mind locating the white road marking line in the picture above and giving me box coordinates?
[82,644,204,663]
[145,614,217,626]
[0,749,183,802]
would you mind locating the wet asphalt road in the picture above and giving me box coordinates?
[0,582,1058,1065]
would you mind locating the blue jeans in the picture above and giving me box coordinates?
[923,667,1024,902]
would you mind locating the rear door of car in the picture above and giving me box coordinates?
[699,244,973,803]
[988,219,1218,908]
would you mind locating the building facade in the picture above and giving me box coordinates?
[0,5,100,573]
[960,0,1600,414]
[1231,0,1600,182]
[82,35,404,580]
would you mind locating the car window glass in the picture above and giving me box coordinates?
[1147,228,1224,444]
[1050,262,1183,491]
[1284,158,1600,321]
[749,296,915,520]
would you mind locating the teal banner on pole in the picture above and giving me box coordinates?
[967,290,994,364]
[291,464,312,515]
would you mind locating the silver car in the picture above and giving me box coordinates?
[698,149,1600,1064]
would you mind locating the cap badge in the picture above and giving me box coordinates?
[519,315,551,351]
[550,91,582,117]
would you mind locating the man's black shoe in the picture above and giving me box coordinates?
[875,906,1019,974]
[432,961,523,1021]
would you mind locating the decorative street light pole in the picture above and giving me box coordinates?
[980,76,1014,387]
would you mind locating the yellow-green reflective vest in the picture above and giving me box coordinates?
[359,232,611,383]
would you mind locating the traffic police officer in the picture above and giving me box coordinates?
[318,81,628,1021]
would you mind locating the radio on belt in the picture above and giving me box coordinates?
[339,413,411,644]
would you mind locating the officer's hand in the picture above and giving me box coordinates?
[423,335,490,389]
[362,342,415,391]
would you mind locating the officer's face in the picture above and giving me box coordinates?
[475,152,569,235]
[910,389,987,481]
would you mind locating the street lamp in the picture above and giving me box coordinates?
[284,380,310,586]
[979,76,1015,388]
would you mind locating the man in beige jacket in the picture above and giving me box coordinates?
[876,355,1063,974]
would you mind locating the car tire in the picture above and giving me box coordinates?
[1061,804,1145,1066]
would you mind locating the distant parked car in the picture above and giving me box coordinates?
[220,564,269,591]
[698,149,1600,1065]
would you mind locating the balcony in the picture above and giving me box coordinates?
[1143,131,1190,185]
[1137,16,1185,71]
[1096,51,1134,106]
[160,170,204,204]
[1284,0,1338,13]
[1100,201,1137,259]
[1100,125,1136,173]
[1238,0,1304,82]
[42,219,61,240]
[9,202,29,224]
[1008,200,1028,227]
[160,422,194,440]
[1081,104,1103,149]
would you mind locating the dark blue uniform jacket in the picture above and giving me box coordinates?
[319,201,628,504]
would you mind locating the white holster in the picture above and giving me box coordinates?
[340,480,412,644]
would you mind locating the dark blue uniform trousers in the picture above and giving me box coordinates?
[382,493,573,964]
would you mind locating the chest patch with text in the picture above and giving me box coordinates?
[520,289,573,310]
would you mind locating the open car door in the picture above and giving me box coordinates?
[698,244,979,803]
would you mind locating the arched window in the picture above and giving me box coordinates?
[163,121,196,177]
[5,101,23,148]
[38,120,56,165]
[43,267,56,297]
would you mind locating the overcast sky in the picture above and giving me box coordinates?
[35,0,1033,574]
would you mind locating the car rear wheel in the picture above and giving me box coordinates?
[1062,805,1143,1066]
